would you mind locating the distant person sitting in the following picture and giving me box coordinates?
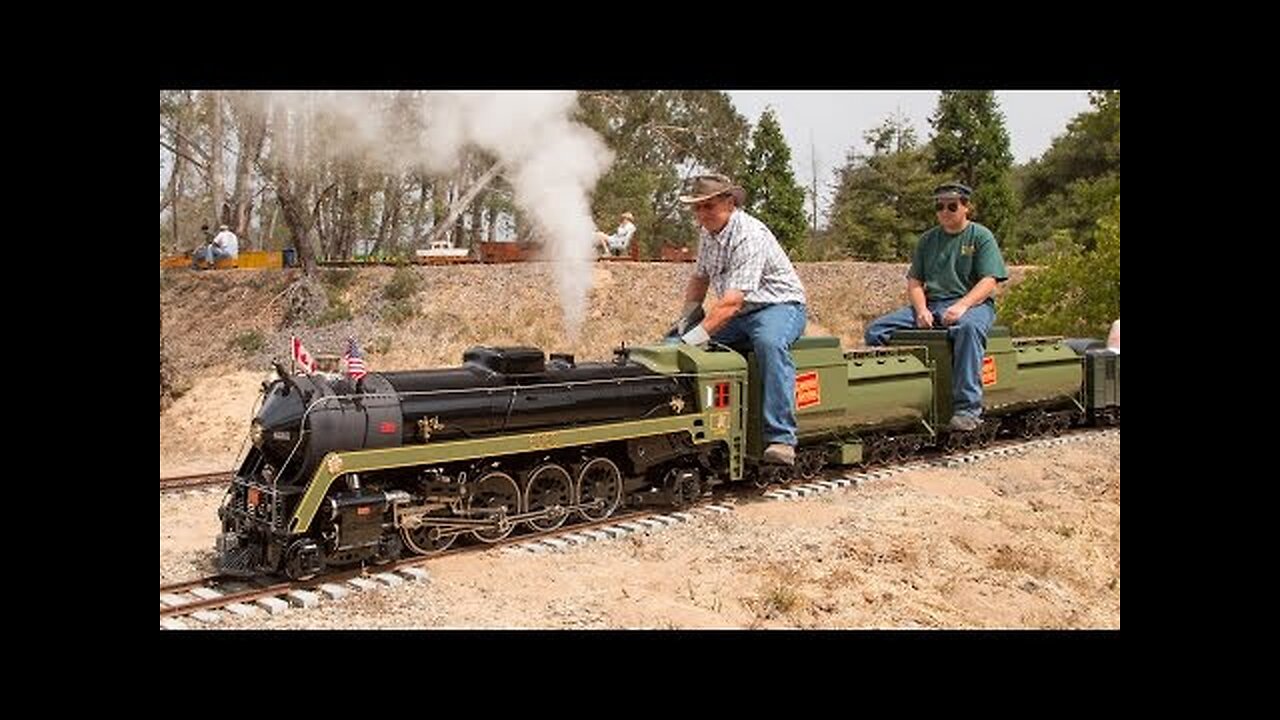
[192,224,239,269]
[595,212,636,256]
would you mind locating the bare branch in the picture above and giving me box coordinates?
[158,119,211,162]
[159,137,207,172]
[312,182,338,223]
[426,162,503,246]
[580,91,625,115]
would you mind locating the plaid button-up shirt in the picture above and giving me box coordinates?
[695,209,806,308]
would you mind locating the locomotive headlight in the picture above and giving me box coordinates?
[250,421,264,447]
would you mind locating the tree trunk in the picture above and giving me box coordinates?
[373,173,399,255]
[427,162,503,246]
[385,177,404,254]
[164,107,185,248]
[208,91,225,228]
[276,172,316,275]
[230,92,267,247]
[336,169,360,259]
[263,203,278,250]
[410,175,431,246]
[467,188,482,249]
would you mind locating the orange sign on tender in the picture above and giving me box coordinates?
[982,356,997,386]
[796,371,821,409]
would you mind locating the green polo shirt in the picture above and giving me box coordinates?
[908,222,1008,303]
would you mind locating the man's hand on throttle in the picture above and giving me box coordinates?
[680,324,710,345]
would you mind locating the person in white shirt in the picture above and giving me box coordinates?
[192,224,239,269]
[1106,319,1120,353]
[596,212,637,256]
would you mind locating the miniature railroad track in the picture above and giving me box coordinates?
[159,503,726,627]
[160,471,233,494]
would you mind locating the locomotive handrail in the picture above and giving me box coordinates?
[307,370,744,405]
[844,345,927,358]
[1012,336,1066,346]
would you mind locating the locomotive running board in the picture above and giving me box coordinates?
[287,414,720,534]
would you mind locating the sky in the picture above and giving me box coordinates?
[728,90,1094,216]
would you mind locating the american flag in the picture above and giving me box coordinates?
[343,337,367,381]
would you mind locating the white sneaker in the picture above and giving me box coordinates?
[948,414,981,432]
[763,443,796,466]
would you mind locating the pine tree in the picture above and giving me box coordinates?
[928,91,1017,245]
[1012,90,1120,259]
[741,108,808,256]
[827,113,942,260]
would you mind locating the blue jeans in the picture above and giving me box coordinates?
[864,300,995,418]
[712,302,808,446]
[192,245,235,267]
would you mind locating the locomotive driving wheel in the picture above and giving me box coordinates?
[401,520,457,555]
[524,463,573,531]
[470,470,521,543]
[576,457,623,521]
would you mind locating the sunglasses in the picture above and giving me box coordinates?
[935,201,963,212]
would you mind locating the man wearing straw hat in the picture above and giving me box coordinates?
[672,173,807,467]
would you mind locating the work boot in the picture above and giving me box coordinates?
[948,414,982,432]
[763,443,796,466]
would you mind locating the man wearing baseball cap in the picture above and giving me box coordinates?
[864,182,1008,432]
[671,173,808,466]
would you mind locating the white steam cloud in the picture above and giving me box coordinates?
[423,91,613,336]
[264,90,613,338]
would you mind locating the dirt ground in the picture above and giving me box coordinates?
[160,261,1119,629]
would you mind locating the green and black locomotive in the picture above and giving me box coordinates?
[217,330,1119,580]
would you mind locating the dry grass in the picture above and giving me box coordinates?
[743,564,811,623]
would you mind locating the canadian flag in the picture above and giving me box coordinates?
[291,336,317,374]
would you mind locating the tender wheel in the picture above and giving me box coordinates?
[401,520,457,555]
[798,449,825,479]
[662,467,702,508]
[1018,413,1037,439]
[470,470,521,543]
[576,457,623,521]
[758,463,792,487]
[524,463,573,532]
